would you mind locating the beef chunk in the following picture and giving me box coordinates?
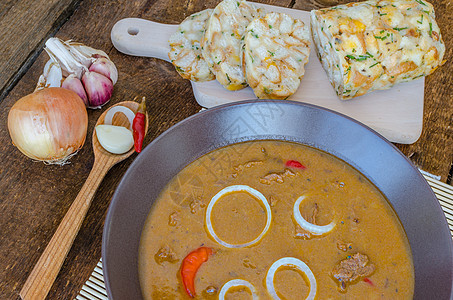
[331,253,375,291]
[336,240,352,252]
[168,212,179,226]
[154,245,178,265]
[231,160,263,178]
[260,168,296,184]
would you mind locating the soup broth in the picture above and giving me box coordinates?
[139,141,414,299]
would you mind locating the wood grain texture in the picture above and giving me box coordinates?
[19,101,143,300]
[0,0,451,299]
[0,0,81,100]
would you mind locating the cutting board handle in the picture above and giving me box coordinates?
[111,18,177,62]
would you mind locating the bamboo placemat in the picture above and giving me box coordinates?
[75,174,453,300]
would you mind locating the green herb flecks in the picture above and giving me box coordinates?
[375,35,387,40]
[263,87,273,94]
[344,66,351,75]
[249,53,254,63]
[415,0,427,6]
[417,14,424,24]
[346,54,372,61]
[393,27,408,31]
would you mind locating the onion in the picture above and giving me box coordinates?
[205,185,272,248]
[219,279,258,299]
[293,195,335,235]
[266,257,317,300]
[7,87,88,164]
[103,105,136,130]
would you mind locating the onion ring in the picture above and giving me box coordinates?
[219,279,258,299]
[104,105,136,130]
[293,195,335,235]
[205,185,272,248]
[266,257,317,300]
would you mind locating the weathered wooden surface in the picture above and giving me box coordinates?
[0,0,81,100]
[0,0,451,299]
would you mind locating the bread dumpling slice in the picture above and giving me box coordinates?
[169,9,216,82]
[242,12,311,99]
[201,0,263,90]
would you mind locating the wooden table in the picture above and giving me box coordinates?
[0,0,451,299]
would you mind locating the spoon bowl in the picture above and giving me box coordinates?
[20,100,149,300]
[93,100,149,162]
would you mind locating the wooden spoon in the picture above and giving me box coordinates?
[20,101,149,300]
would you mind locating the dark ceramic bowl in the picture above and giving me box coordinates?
[102,100,453,299]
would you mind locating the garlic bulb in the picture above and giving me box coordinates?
[36,38,118,109]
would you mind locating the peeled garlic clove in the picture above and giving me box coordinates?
[82,71,113,109]
[89,57,118,84]
[95,124,133,154]
[62,74,89,106]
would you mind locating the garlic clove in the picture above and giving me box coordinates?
[45,38,85,79]
[67,41,109,61]
[82,71,113,109]
[89,57,118,84]
[65,40,107,68]
[45,61,64,88]
[36,60,63,91]
[62,74,89,106]
[95,124,133,154]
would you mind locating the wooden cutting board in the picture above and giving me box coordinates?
[110,2,424,144]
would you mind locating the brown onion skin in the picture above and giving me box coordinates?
[7,87,88,163]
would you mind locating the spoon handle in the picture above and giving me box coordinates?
[20,159,110,300]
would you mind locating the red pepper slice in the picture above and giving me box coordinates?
[285,160,306,169]
[180,246,213,298]
[363,277,374,286]
[132,97,147,153]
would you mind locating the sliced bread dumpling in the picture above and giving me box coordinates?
[243,12,311,99]
[169,9,215,82]
[201,0,263,90]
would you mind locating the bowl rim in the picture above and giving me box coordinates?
[102,99,453,299]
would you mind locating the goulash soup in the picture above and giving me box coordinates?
[139,140,414,299]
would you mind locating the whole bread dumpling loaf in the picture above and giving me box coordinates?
[310,0,445,99]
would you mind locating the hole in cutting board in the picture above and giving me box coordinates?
[128,27,139,35]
